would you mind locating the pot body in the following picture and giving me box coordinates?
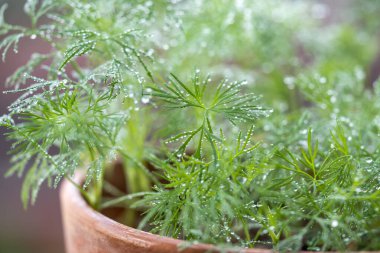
[60,178,272,253]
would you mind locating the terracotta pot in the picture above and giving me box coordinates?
[60,178,273,253]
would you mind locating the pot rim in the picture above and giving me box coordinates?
[61,175,363,253]
[60,176,276,253]
[60,173,380,253]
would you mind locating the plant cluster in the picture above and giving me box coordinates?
[1,0,380,251]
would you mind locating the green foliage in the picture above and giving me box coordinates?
[0,0,179,207]
[2,75,127,207]
[134,129,261,246]
[149,71,270,159]
[255,125,380,251]
[1,0,380,251]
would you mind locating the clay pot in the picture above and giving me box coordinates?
[60,178,272,253]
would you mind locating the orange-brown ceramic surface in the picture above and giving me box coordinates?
[60,178,274,253]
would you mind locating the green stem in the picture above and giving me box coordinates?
[65,175,92,205]
[71,61,85,79]
[93,165,105,210]
[100,192,149,210]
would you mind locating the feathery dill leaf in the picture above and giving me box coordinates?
[134,129,261,246]
[149,71,270,160]
[2,75,128,207]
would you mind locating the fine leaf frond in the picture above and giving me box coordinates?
[150,71,271,160]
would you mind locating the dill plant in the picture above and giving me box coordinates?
[1,0,380,252]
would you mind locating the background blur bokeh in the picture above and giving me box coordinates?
[0,0,64,252]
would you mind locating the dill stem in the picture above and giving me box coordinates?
[71,61,85,79]
[93,165,105,210]
[242,220,252,247]
[65,175,92,206]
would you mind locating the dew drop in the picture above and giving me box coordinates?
[283,76,295,89]
[141,96,150,104]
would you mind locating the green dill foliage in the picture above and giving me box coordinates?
[3,73,128,208]
[134,127,261,246]
[1,0,380,252]
[255,125,380,251]
[148,71,270,159]
[0,0,177,208]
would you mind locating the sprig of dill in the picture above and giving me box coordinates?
[148,71,270,160]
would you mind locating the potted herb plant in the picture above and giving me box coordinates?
[1,0,380,252]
